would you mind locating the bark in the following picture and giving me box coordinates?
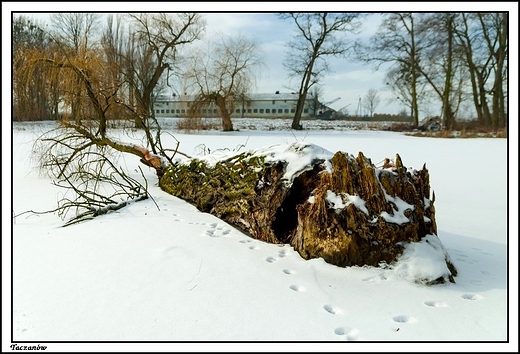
[160,143,457,284]
[215,94,234,131]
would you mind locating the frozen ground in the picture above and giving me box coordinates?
[5,120,517,352]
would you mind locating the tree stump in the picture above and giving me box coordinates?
[160,142,456,284]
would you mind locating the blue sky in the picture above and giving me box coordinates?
[202,13,389,115]
[6,2,518,118]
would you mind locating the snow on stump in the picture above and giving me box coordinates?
[160,142,457,284]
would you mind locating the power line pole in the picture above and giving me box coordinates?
[356,96,362,117]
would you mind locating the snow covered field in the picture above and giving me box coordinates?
[5,120,517,352]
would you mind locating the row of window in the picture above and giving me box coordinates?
[159,100,288,106]
[236,108,296,114]
[155,108,309,114]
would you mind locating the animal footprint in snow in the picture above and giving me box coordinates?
[239,239,253,244]
[323,304,343,315]
[289,284,305,292]
[249,245,260,250]
[282,269,296,275]
[172,213,183,222]
[214,229,231,237]
[278,250,290,258]
[265,256,277,263]
[424,301,448,307]
[392,315,417,324]
[204,223,231,237]
[334,327,360,341]
[461,293,483,300]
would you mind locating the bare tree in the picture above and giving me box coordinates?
[453,13,507,128]
[50,13,100,52]
[358,13,423,127]
[12,15,68,122]
[280,13,362,129]
[24,134,153,227]
[478,13,507,128]
[16,13,205,226]
[123,13,205,129]
[410,13,474,130]
[183,35,263,131]
[363,88,381,117]
[49,13,101,124]
[39,13,203,171]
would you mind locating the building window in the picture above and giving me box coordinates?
[166,109,170,113]
[303,109,308,113]
[156,109,160,114]
[284,109,289,113]
[181,109,185,114]
[272,100,275,104]
[213,109,217,113]
[260,109,264,113]
[291,108,295,113]
[278,109,283,113]
[266,109,270,113]
[253,109,258,113]
[161,109,165,113]
[236,109,240,114]
[247,109,252,113]
[176,109,180,113]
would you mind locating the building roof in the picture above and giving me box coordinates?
[155,92,301,102]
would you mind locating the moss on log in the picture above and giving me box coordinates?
[160,143,456,284]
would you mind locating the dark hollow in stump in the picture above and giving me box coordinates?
[160,143,457,284]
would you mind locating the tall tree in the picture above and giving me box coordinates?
[22,13,204,179]
[478,13,507,128]
[183,35,263,131]
[50,13,100,53]
[12,15,54,121]
[363,88,381,118]
[280,13,362,129]
[358,13,423,127]
[124,13,205,130]
[414,13,465,130]
[49,13,101,124]
[453,13,502,128]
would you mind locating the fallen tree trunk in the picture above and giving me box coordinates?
[160,142,457,284]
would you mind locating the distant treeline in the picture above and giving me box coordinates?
[335,113,413,122]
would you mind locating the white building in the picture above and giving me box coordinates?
[153,92,317,119]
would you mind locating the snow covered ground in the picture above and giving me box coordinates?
[5,120,517,352]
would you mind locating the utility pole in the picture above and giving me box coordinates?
[356,96,362,117]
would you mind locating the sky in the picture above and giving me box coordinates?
[5,120,516,351]
[5,2,518,119]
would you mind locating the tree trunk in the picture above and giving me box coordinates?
[160,143,457,284]
[442,15,455,130]
[215,94,234,131]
